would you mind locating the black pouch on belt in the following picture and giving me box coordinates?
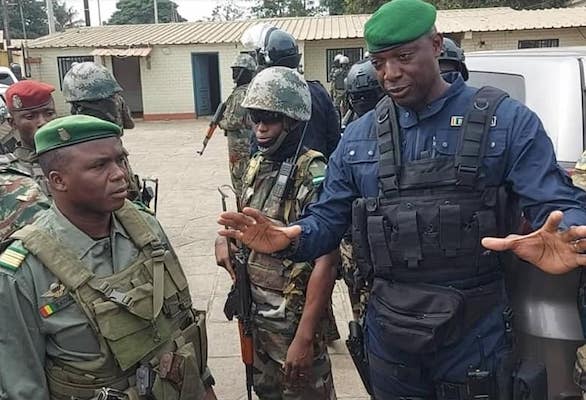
[370,279,466,354]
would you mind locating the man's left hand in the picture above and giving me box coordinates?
[482,210,586,275]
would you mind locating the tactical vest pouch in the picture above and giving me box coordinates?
[247,252,291,292]
[370,278,465,354]
[151,312,209,400]
[351,198,374,282]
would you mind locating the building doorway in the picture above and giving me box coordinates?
[191,53,221,117]
[112,56,144,117]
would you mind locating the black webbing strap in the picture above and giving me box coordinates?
[398,210,422,268]
[439,204,461,257]
[456,86,508,187]
[375,97,402,196]
[366,215,393,268]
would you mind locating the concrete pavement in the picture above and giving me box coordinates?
[123,119,369,400]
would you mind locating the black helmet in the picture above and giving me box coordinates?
[439,38,469,81]
[258,28,301,69]
[345,59,385,117]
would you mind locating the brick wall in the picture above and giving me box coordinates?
[460,27,586,51]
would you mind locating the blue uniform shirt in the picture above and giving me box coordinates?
[292,75,586,262]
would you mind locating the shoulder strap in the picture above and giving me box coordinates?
[10,225,93,290]
[375,96,402,196]
[114,200,161,250]
[456,86,508,187]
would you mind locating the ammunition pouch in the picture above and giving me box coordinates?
[370,278,503,354]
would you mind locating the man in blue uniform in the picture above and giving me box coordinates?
[219,0,586,398]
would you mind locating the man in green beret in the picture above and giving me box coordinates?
[0,115,217,400]
[217,0,586,398]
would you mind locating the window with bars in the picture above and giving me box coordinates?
[57,56,95,89]
[518,39,559,49]
[326,48,363,81]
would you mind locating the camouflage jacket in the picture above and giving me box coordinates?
[1,149,51,197]
[0,170,51,241]
[240,149,327,335]
[218,85,249,132]
[575,150,586,190]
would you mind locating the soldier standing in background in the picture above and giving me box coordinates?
[215,67,338,399]
[331,56,350,117]
[62,62,144,202]
[218,54,257,197]
[329,54,343,99]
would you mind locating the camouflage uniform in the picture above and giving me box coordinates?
[240,67,336,400]
[0,167,50,241]
[62,62,141,202]
[574,150,586,189]
[218,54,256,197]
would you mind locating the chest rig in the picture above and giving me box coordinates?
[11,201,210,400]
[353,87,509,285]
[241,150,325,298]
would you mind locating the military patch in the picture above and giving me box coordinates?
[12,94,22,109]
[450,115,497,127]
[312,176,325,186]
[58,128,71,142]
[41,282,67,298]
[39,293,74,318]
[0,241,28,271]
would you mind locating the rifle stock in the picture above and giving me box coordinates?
[197,102,227,156]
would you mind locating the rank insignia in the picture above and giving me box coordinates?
[12,94,22,109]
[39,293,74,318]
[0,242,28,271]
[450,115,497,127]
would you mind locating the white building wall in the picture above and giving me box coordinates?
[303,38,366,85]
[461,27,586,51]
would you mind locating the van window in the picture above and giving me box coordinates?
[467,71,526,104]
[0,73,15,86]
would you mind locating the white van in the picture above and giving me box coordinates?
[467,48,586,399]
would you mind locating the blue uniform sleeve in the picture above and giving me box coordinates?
[504,103,586,229]
[291,130,358,262]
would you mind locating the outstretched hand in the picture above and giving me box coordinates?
[218,207,302,254]
[481,211,586,275]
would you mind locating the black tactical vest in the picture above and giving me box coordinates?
[353,87,509,285]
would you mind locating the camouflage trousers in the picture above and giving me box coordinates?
[226,129,251,198]
[575,345,586,399]
[340,237,369,321]
[252,324,337,400]
[332,90,347,117]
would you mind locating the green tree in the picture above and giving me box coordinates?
[249,0,318,17]
[210,0,246,21]
[322,0,345,14]
[53,1,84,31]
[344,0,571,14]
[108,0,186,25]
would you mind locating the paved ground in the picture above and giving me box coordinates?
[123,119,369,400]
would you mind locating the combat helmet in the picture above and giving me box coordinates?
[62,62,123,102]
[242,66,311,121]
[259,29,301,69]
[345,59,385,117]
[231,53,257,72]
[439,38,469,81]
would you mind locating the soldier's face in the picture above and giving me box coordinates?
[9,99,57,149]
[249,110,284,147]
[53,137,128,214]
[370,32,443,110]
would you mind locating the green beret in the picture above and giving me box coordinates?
[364,0,437,54]
[35,115,121,155]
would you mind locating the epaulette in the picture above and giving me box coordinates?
[0,241,28,271]
[308,159,326,187]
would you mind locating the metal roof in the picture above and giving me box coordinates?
[27,7,586,49]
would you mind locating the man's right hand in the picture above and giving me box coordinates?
[218,207,302,254]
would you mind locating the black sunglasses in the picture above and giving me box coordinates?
[248,110,284,124]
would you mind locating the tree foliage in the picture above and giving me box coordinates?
[0,0,81,39]
[108,0,186,25]
[210,0,246,21]
[249,0,318,17]
[345,0,571,14]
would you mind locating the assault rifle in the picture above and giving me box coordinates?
[346,320,373,395]
[197,102,226,156]
[218,185,254,400]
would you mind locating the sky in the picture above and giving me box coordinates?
[64,0,229,25]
